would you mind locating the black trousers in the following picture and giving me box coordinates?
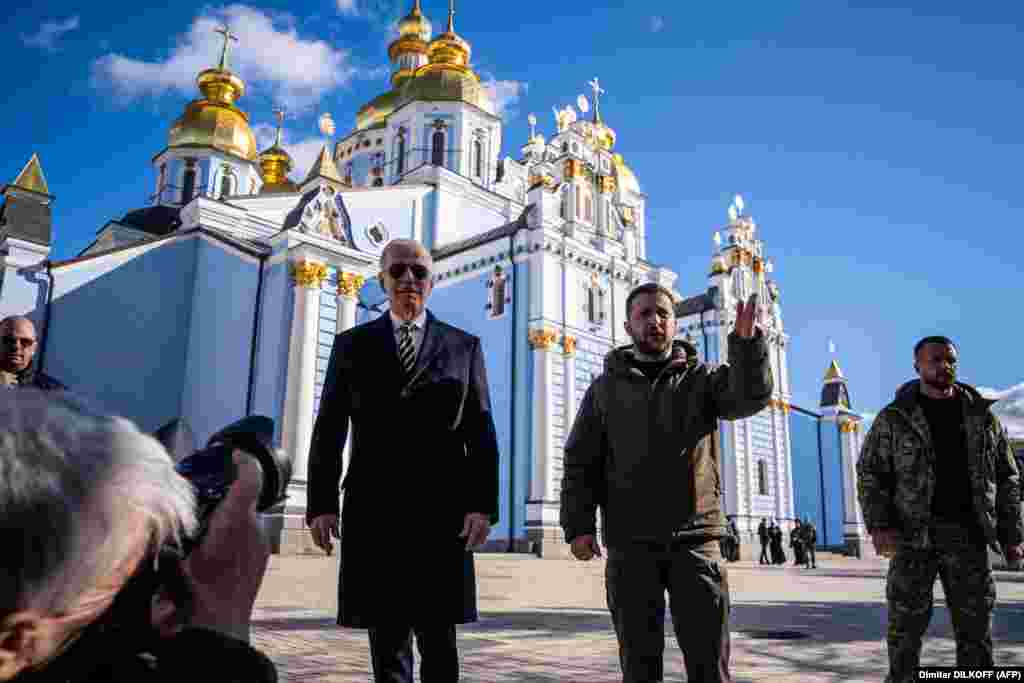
[368,623,459,683]
[806,544,816,568]
[605,538,731,683]
[759,541,769,564]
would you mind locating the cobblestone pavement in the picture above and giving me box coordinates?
[251,552,1024,682]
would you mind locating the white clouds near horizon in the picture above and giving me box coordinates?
[978,382,1024,440]
[22,16,80,51]
[91,5,363,111]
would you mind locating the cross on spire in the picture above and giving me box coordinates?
[447,0,456,33]
[215,25,239,70]
[272,106,286,147]
[587,77,605,122]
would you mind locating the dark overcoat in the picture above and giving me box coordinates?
[306,311,500,628]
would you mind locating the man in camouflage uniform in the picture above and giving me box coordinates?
[857,336,1024,682]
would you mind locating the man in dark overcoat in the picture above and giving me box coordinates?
[306,239,501,683]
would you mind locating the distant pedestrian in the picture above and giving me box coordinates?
[728,517,741,561]
[790,520,806,566]
[769,522,786,565]
[857,336,1023,682]
[758,518,770,565]
[803,520,818,569]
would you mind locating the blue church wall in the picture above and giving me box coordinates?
[789,409,827,545]
[313,269,340,419]
[43,236,200,433]
[511,255,532,542]
[426,260,516,542]
[820,420,845,548]
[250,258,292,447]
[0,260,51,329]
[342,187,426,253]
[179,240,259,445]
[440,194,507,246]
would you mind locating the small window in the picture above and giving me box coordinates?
[474,139,484,178]
[560,186,569,219]
[182,164,197,204]
[757,460,768,496]
[487,266,508,318]
[219,168,234,198]
[396,136,406,175]
[584,193,593,223]
[586,284,605,325]
[432,131,445,166]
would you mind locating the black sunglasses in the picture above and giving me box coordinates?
[2,336,35,349]
[387,263,430,281]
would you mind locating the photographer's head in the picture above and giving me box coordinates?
[0,390,197,679]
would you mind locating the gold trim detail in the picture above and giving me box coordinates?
[564,159,584,179]
[337,272,366,298]
[598,175,617,194]
[562,335,578,356]
[528,328,558,350]
[291,260,328,288]
[839,421,860,433]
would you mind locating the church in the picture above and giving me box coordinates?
[0,0,872,558]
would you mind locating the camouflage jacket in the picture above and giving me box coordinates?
[856,380,1023,554]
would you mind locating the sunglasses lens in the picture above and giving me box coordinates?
[411,265,429,280]
[388,264,430,280]
[388,264,407,279]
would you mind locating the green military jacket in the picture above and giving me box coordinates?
[856,380,1023,554]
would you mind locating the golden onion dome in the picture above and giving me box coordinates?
[398,66,494,116]
[612,153,641,195]
[257,126,297,193]
[356,89,403,130]
[396,0,432,40]
[593,121,617,151]
[167,67,258,161]
[426,4,471,68]
[710,253,728,274]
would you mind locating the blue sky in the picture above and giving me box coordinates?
[3,1,1022,433]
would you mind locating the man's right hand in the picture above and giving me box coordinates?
[870,528,900,557]
[309,514,340,555]
[570,534,602,561]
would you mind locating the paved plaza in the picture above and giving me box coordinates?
[251,551,1024,682]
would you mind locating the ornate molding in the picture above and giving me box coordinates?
[839,420,860,433]
[337,271,366,299]
[562,334,577,356]
[291,260,328,289]
[598,175,617,194]
[528,328,558,351]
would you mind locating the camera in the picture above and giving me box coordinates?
[161,415,293,554]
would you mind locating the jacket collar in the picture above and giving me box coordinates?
[604,339,699,378]
[893,379,995,417]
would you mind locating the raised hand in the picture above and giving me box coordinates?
[735,293,760,339]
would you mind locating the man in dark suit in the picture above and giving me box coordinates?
[306,238,501,683]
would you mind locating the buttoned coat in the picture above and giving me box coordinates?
[306,311,500,628]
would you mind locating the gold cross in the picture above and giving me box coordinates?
[587,77,605,119]
[215,25,239,70]
[272,106,286,146]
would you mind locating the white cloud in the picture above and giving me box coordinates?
[650,16,665,33]
[22,16,80,51]
[92,5,357,111]
[978,382,1024,439]
[253,123,330,181]
[336,0,360,15]
[481,78,528,120]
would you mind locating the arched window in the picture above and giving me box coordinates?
[158,163,166,194]
[757,460,768,495]
[396,135,406,175]
[473,139,483,178]
[219,168,234,199]
[560,186,569,219]
[182,163,197,204]
[431,131,445,166]
[488,266,507,318]
[584,192,593,223]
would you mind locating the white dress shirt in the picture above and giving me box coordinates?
[390,310,427,364]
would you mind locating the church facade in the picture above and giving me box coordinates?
[0,1,872,558]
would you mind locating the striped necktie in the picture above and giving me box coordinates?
[398,322,416,377]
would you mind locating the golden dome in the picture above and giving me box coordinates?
[356,89,402,130]
[258,122,297,193]
[593,121,617,151]
[168,67,258,161]
[396,0,432,40]
[399,66,494,116]
[612,154,640,195]
[710,253,728,274]
[427,2,471,68]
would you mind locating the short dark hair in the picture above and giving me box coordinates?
[625,283,676,319]
[914,336,958,357]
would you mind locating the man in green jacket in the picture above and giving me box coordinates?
[857,336,1024,683]
[560,283,772,683]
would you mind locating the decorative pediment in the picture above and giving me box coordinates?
[284,184,353,245]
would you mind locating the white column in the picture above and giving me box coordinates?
[839,417,869,555]
[336,271,365,334]
[280,259,327,510]
[526,328,557,525]
[562,335,577,420]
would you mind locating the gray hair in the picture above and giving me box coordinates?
[0,390,197,617]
